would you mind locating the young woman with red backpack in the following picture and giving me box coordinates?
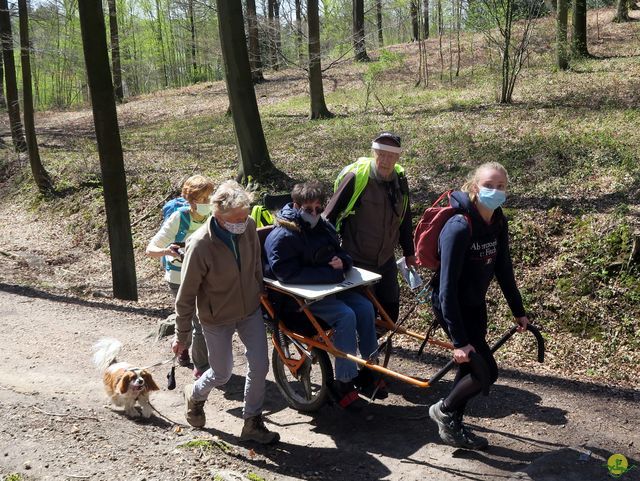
[428,162,530,450]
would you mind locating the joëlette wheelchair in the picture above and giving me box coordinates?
[257,224,545,412]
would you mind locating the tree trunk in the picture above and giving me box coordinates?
[246,0,264,82]
[353,0,369,61]
[127,1,140,95]
[571,0,589,57]
[411,1,419,41]
[500,0,513,103]
[437,0,444,80]
[422,0,429,39]
[308,0,333,119]
[188,0,197,77]
[273,0,281,69]
[376,0,383,46]
[18,0,53,194]
[455,0,461,77]
[107,0,123,102]
[267,0,277,69]
[77,0,138,301]
[155,0,168,87]
[216,0,275,181]
[557,0,569,69]
[613,0,631,21]
[295,0,304,64]
[0,0,26,152]
[0,54,6,109]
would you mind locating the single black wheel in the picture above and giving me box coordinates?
[272,337,333,412]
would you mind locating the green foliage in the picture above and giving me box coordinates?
[363,50,405,85]
[362,49,406,113]
[177,438,233,453]
[508,208,566,267]
[550,216,639,340]
[3,474,24,481]
[246,473,266,481]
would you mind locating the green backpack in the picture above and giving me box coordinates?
[250,205,275,228]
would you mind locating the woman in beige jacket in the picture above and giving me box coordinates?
[171,180,279,444]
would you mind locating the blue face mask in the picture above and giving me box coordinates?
[477,187,506,210]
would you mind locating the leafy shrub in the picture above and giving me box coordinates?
[362,49,406,114]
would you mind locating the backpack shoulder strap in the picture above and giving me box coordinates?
[175,207,191,243]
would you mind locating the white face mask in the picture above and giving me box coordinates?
[223,218,248,235]
[196,203,212,216]
[299,209,320,229]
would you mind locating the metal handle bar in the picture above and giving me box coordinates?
[427,323,545,386]
[428,351,490,393]
[490,323,545,363]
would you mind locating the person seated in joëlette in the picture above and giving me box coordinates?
[263,181,386,410]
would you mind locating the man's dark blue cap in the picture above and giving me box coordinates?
[373,132,401,147]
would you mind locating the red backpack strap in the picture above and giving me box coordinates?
[432,190,452,207]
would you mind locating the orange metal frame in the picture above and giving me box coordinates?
[262,284,455,389]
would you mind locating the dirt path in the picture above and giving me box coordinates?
[0,287,638,481]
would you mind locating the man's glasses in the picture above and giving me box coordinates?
[302,206,324,215]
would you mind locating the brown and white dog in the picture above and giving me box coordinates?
[92,338,159,418]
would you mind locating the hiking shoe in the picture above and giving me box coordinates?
[332,380,367,410]
[429,400,488,450]
[452,411,489,450]
[240,415,280,444]
[355,369,389,400]
[183,383,206,428]
[429,399,460,446]
[193,367,205,380]
[178,349,192,367]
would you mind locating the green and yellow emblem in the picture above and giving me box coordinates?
[605,454,636,478]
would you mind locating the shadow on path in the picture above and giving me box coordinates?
[0,282,171,318]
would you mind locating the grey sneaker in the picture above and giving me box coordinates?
[240,415,280,444]
[452,411,489,450]
[183,383,206,428]
[429,400,488,450]
[429,399,459,446]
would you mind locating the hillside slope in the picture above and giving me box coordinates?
[0,8,638,388]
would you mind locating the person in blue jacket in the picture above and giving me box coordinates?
[428,162,530,450]
[264,181,382,409]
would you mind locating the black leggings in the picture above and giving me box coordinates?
[442,337,498,414]
[431,306,499,414]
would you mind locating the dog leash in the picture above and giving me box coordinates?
[126,356,177,372]
[126,356,178,391]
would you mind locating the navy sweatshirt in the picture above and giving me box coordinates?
[432,191,526,348]
[264,203,354,284]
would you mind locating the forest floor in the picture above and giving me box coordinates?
[1,6,640,481]
[0,287,638,481]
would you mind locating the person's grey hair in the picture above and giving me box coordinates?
[211,180,253,215]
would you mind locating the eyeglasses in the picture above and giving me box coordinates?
[302,207,324,215]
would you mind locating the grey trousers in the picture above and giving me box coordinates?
[192,308,269,419]
[168,282,209,372]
